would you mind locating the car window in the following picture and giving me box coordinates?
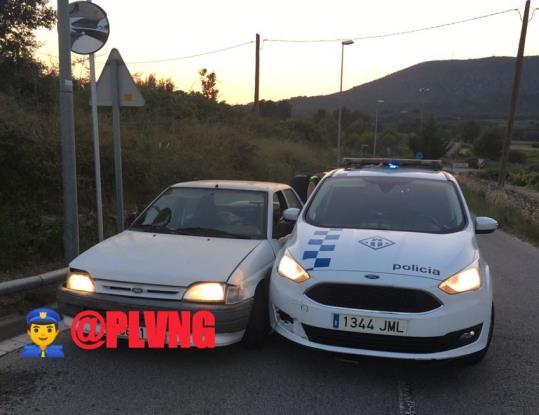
[131,188,267,239]
[273,191,287,219]
[305,176,466,234]
[283,189,302,209]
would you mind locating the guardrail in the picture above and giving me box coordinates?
[0,268,68,295]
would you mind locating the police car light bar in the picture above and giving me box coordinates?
[342,158,443,171]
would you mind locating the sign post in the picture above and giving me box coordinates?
[58,0,79,262]
[111,58,124,232]
[69,0,109,241]
[96,49,145,232]
[89,54,104,241]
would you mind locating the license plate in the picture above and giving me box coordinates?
[333,313,408,336]
[118,326,146,339]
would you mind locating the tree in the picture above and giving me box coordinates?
[461,120,481,143]
[198,68,219,101]
[408,119,451,159]
[259,100,291,120]
[0,0,55,63]
[473,128,504,160]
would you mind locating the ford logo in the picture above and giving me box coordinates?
[132,287,143,294]
[364,274,380,280]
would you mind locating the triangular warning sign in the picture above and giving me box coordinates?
[95,48,145,107]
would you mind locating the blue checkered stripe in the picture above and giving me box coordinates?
[302,229,343,270]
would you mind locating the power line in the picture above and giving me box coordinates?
[35,41,254,64]
[115,41,254,64]
[264,8,520,43]
[33,8,523,65]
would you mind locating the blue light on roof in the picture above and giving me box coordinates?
[388,161,399,169]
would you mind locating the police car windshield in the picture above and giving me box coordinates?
[305,176,466,234]
[131,188,267,239]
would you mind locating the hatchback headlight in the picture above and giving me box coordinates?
[277,251,310,283]
[183,282,226,303]
[66,271,95,293]
[439,260,481,294]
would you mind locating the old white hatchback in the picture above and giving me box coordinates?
[58,180,302,348]
[270,159,497,363]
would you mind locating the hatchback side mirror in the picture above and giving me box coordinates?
[125,211,139,228]
[475,217,498,234]
[283,208,300,222]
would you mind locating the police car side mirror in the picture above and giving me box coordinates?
[475,217,498,234]
[283,208,300,222]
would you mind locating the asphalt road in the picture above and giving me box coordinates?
[1,230,538,414]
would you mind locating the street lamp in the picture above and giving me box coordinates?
[336,39,354,166]
[418,87,430,132]
[373,99,384,157]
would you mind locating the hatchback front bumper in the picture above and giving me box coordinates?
[57,285,253,346]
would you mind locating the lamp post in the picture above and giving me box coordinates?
[418,87,430,132]
[373,99,384,157]
[336,39,354,166]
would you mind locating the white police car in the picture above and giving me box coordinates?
[270,159,497,363]
[57,180,302,348]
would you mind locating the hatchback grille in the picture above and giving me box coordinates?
[303,324,482,354]
[305,283,442,313]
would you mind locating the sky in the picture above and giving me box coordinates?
[35,0,539,104]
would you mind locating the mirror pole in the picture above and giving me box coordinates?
[57,0,80,261]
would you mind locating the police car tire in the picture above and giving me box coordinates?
[457,304,494,365]
[242,278,270,350]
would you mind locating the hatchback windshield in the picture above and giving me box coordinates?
[131,188,267,239]
[305,176,466,234]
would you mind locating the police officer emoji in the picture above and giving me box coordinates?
[21,308,64,359]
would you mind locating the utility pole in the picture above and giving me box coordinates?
[253,33,260,114]
[57,0,80,262]
[499,0,531,187]
[337,40,354,166]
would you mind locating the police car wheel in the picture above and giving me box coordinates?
[242,278,270,350]
[457,304,495,365]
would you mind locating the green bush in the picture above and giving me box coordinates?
[507,169,539,188]
[461,185,539,246]
[408,119,451,159]
[477,168,498,181]
[473,128,504,160]
[0,63,336,272]
[508,150,527,164]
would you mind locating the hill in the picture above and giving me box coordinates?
[289,56,539,120]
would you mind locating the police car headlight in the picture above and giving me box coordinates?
[277,251,310,283]
[183,282,226,303]
[439,261,481,294]
[66,271,95,293]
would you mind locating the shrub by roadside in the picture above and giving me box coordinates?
[458,174,539,246]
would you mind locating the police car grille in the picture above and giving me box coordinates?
[305,283,442,313]
[302,324,482,354]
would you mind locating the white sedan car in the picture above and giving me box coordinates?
[270,159,497,363]
[58,180,302,347]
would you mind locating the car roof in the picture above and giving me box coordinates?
[330,167,453,181]
[171,180,290,192]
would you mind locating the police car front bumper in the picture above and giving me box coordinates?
[269,269,493,360]
[57,285,253,346]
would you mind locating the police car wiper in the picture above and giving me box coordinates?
[173,227,254,239]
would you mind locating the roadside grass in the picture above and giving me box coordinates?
[461,184,539,247]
